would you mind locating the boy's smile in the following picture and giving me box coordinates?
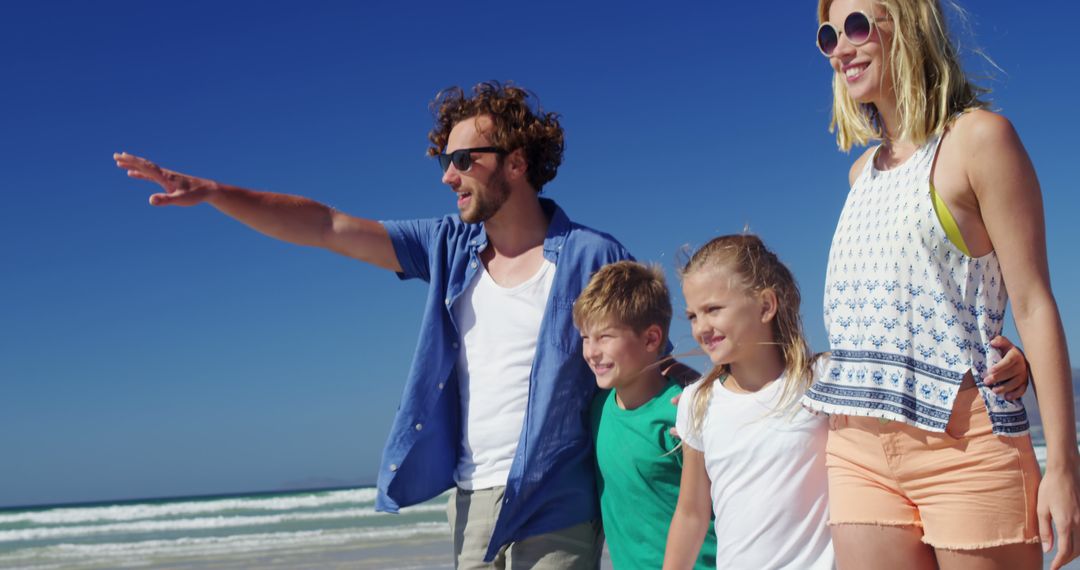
[580,320,663,394]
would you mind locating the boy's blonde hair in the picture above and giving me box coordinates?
[573,261,672,347]
[820,0,987,150]
[680,235,815,436]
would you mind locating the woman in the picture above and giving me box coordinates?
[801,1,1080,569]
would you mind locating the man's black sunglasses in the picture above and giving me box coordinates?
[437,147,506,173]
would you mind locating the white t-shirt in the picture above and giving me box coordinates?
[676,374,833,569]
[452,259,555,490]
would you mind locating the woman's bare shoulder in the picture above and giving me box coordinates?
[848,146,877,186]
[950,109,1020,149]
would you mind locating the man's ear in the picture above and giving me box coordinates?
[759,288,779,324]
[504,148,527,181]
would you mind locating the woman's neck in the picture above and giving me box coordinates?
[874,98,902,145]
[870,99,924,168]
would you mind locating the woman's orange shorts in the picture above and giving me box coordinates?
[825,387,1041,549]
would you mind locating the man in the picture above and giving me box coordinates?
[115,82,629,568]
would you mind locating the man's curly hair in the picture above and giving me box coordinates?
[427,81,564,193]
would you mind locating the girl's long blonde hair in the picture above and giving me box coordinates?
[680,235,815,437]
[820,0,987,150]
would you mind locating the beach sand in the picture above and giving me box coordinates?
[143,530,1071,569]
[314,536,1072,570]
[169,537,1070,570]
[148,535,614,570]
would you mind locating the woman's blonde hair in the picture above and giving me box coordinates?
[680,235,815,437]
[820,0,987,150]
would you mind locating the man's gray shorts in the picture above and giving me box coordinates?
[447,486,602,569]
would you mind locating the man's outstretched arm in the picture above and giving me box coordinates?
[115,152,401,272]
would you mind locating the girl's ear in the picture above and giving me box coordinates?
[644,324,664,353]
[759,288,779,324]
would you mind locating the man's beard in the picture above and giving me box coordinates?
[460,167,511,224]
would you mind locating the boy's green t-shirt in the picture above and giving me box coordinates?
[590,378,717,569]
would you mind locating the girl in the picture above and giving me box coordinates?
[660,236,1023,570]
[664,234,834,569]
[662,235,1028,569]
[802,1,1080,569]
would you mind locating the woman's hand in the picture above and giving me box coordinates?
[1039,465,1080,569]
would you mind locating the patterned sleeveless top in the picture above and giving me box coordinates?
[802,134,1029,435]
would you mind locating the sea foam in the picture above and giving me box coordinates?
[0,488,379,526]
[0,522,449,567]
[0,503,444,543]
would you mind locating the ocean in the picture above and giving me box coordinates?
[0,487,454,569]
[3,445,1076,569]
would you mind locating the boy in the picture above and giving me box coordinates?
[573,261,717,569]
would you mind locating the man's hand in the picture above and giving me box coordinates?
[983,335,1030,401]
[115,152,216,207]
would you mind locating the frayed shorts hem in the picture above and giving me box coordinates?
[829,521,1040,551]
[828,519,922,528]
[924,536,1041,551]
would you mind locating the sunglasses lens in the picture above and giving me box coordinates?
[439,150,473,172]
[845,12,872,44]
[817,24,838,55]
[452,150,473,172]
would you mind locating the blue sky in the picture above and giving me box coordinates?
[2,1,1078,507]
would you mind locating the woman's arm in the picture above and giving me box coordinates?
[663,446,712,570]
[962,111,1080,569]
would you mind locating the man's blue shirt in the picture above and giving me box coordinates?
[378,198,631,561]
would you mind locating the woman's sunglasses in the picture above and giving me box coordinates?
[437,147,506,173]
[816,11,884,56]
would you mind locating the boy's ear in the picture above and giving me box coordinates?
[644,324,664,353]
[759,288,779,324]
